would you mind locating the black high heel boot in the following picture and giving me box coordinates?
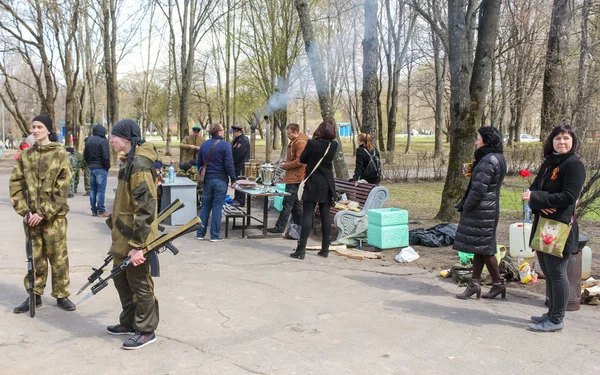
[290,248,305,260]
[482,280,506,299]
[317,250,329,258]
[456,279,481,300]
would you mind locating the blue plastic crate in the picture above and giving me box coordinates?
[368,208,408,227]
[367,223,409,249]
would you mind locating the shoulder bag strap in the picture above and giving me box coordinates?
[301,142,331,184]
[204,140,220,167]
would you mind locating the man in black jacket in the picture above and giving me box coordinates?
[84,124,111,217]
[231,125,250,206]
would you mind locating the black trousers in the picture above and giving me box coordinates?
[297,201,331,253]
[537,251,570,324]
[234,167,245,205]
[274,183,302,231]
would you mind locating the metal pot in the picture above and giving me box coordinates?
[259,163,276,187]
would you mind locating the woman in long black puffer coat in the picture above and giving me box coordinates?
[453,126,507,300]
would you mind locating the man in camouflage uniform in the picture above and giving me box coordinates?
[106,119,160,350]
[66,147,79,197]
[179,125,203,162]
[10,115,76,313]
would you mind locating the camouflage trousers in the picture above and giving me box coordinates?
[71,164,90,194]
[70,166,80,195]
[113,255,160,333]
[23,216,71,298]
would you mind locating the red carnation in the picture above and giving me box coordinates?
[519,169,531,178]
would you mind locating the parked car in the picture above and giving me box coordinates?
[519,133,540,142]
[503,133,540,143]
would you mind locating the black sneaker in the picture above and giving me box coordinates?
[57,297,76,311]
[13,295,42,314]
[267,227,283,234]
[106,324,135,335]
[122,331,156,350]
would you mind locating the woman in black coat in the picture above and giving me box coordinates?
[523,125,585,333]
[453,126,507,300]
[351,133,380,184]
[290,120,338,260]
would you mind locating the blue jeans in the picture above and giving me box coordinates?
[89,169,108,214]
[197,178,228,239]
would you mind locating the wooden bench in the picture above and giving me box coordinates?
[317,179,389,240]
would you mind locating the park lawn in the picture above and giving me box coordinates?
[383,175,590,222]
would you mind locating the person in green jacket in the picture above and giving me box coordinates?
[105,119,160,350]
[9,115,76,313]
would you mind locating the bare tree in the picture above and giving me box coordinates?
[295,0,348,178]
[361,0,378,140]
[540,0,572,135]
[436,0,503,221]
[0,0,58,125]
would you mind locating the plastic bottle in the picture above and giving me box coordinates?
[523,189,532,223]
[168,163,175,183]
[518,248,525,268]
[582,245,592,279]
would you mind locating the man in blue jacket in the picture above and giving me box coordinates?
[84,124,111,217]
[196,123,237,241]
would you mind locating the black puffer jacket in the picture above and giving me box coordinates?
[453,150,507,255]
[84,124,110,170]
[528,153,586,255]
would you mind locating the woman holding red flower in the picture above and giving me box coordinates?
[522,124,585,333]
[454,126,507,300]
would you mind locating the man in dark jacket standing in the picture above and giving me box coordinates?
[196,123,237,241]
[231,125,250,206]
[268,123,308,233]
[84,124,111,217]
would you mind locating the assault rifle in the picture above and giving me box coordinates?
[76,216,202,305]
[75,198,188,296]
[25,223,35,318]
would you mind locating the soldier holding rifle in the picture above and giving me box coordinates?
[105,119,160,350]
[9,115,75,314]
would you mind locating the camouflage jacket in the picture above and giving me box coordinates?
[180,134,203,162]
[108,142,159,257]
[9,142,73,219]
[176,166,198,181]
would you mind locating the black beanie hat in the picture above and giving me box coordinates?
[33,114,57,141]
[33,114,53,133]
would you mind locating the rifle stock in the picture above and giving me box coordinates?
[76,199,186,295]
[76,217,202,305]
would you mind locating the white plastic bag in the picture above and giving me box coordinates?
[394,246,420,263]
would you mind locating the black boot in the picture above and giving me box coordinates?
[57,297,76,311]
[456,279,481,300]
[13,295,42,314]
[482,280,506,299]
[290,248,305,260]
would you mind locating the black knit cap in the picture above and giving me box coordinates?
[33,114,53,133]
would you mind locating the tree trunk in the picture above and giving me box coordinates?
[361,0,378,141]
[433,30,445,157]
[437,0,502,221]
[405,62,413,154]
[573,0,591,139]
[540,0,571,136]
[295,0,348,178]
